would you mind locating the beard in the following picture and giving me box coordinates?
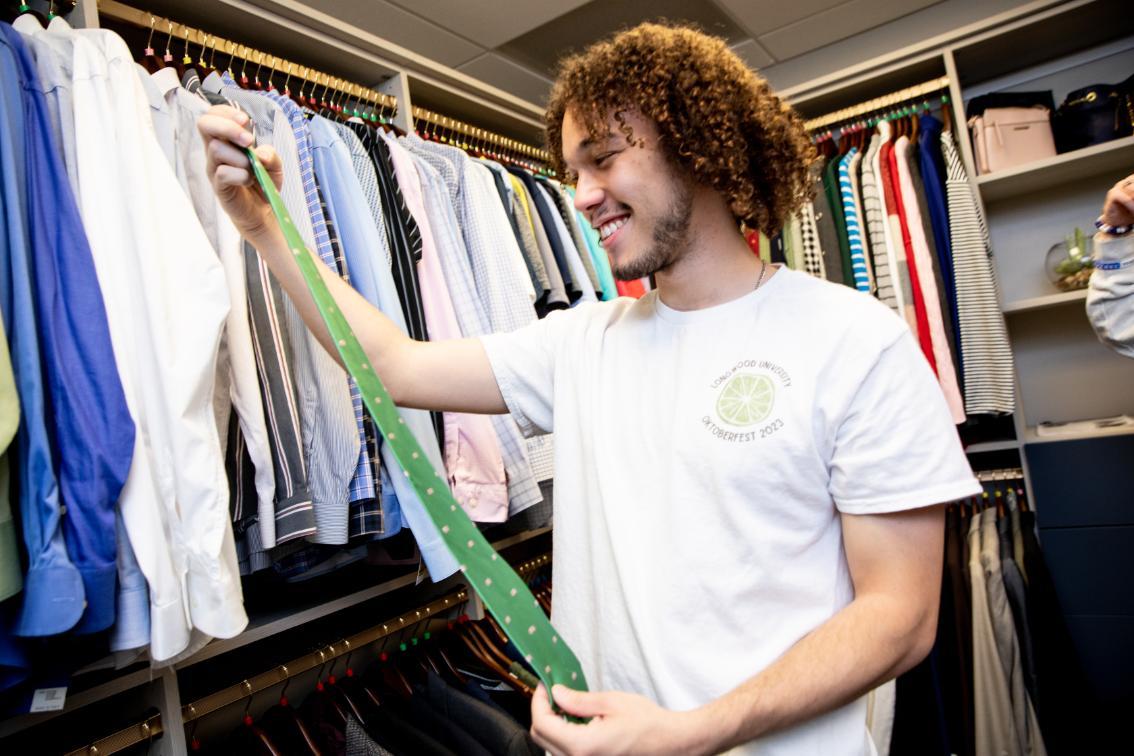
[609,175,694,281]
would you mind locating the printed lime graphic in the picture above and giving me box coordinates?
[716,373,775,426]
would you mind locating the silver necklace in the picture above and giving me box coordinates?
[754,260,768,291]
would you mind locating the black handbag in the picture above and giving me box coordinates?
[1052,80,1134,153]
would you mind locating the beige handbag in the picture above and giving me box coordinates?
[969,106,1056,174]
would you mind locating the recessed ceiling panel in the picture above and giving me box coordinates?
[715,0,848,37]
[458,53,557,106]
[280,0,485,68]
[758,0,941,61]
[385,0,594,49]
[729,38,776,70]
[497,0,750,78]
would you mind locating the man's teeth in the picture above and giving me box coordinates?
[599,217,628,240]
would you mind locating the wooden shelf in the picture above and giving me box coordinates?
[1002,289,1087,314]
[1024,423,1134,444]
[976,135,1134,203]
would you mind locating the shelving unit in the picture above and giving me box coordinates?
[976,135,1134,203]
[1025,423,1134,444]
[1002,288,1087,314]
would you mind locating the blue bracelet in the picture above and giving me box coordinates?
[1096,216,1133,236]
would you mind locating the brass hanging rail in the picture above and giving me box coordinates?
[412,106,551,163]
[96,1,397,114]
[804,75,952,132]
[63,551,552,756]
[95,1,547,162]
[63,713,162,756]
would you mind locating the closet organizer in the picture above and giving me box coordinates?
[0,0,611,751]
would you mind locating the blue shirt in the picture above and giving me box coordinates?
[1,24,134,636]
[918,114,963,379]
[307,116,456,580]
[0,25,84,637]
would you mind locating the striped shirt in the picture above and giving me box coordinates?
[838,148,872,292]
[940,131,1016,415]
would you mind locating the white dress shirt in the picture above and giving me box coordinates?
[57,20,245,662]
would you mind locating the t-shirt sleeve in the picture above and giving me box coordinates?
[480,311,566,437]
[828,329,980,514]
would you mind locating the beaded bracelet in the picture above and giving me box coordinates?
[1095,216,1133,236]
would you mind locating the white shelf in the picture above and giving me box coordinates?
[1024,424,1134,444]
[976,135,1134,203]
[1002,288,1087,314]
[965,439,1021,453]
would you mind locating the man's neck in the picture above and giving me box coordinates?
[652,194,773,312]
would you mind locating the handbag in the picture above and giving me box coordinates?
[969,106,1057,174]
[1052,81,1134,153]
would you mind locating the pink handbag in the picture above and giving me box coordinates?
[969,106,1057,174]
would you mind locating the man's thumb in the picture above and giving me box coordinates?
[552,685,609,718]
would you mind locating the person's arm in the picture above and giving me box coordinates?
[197,105,505,414]
[530,504,944,756]
[1087,173,1134,359]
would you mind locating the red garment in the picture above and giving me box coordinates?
[744,229,761,256]
[616,278,647,298]
[881,141,936,373]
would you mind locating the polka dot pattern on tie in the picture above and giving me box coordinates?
[244,145,588,704]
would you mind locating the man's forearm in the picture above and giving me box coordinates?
[688,591,936,755]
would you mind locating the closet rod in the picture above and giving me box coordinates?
[179,552,552,726]
[63,713,162,756]
[413,106,552,163]
[96,1,548,161]
[803,75,951,132]
[96,1,397,109]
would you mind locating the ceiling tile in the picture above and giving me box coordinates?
[289,0,484,68]
[757,0,941,61]
[457,53,556,106]
[730,38,775,70]
[714,1,848,36]
[496,0,749,78]
[385,0,593,49]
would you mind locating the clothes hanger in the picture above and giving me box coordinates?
[257,666,321,756]
[14,1,50,27]
[138,15,165,73]
[226,681,284,756]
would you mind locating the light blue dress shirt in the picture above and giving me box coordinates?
[307,116,455,579]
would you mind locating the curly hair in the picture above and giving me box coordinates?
[545,22,816,236]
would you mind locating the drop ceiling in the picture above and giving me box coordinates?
[264,0,943,106]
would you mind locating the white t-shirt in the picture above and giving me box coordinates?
[481,266,979,755]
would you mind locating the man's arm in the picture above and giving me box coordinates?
[198,105,507,415]
[1087,173,1134,359]
[531,504,944,756]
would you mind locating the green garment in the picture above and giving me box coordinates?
[0,318,22,602]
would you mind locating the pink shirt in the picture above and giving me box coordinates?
[894,137,965,424]
[383,136,509,521]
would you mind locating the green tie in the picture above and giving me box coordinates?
[244,145,588,707]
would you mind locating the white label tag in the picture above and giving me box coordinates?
[29,687,67,713]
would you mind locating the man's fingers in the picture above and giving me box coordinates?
[254,145,284,190]
[551,685,612,718]
[207,138,251,172]
[214,165,253,189]
[531,685,586,754]
[197,113,253,149]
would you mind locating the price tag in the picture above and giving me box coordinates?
[29,686,67,713]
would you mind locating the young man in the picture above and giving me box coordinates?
[199,23,979,756]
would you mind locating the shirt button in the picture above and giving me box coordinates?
[469,498,478,509]
[59,505,66,516]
